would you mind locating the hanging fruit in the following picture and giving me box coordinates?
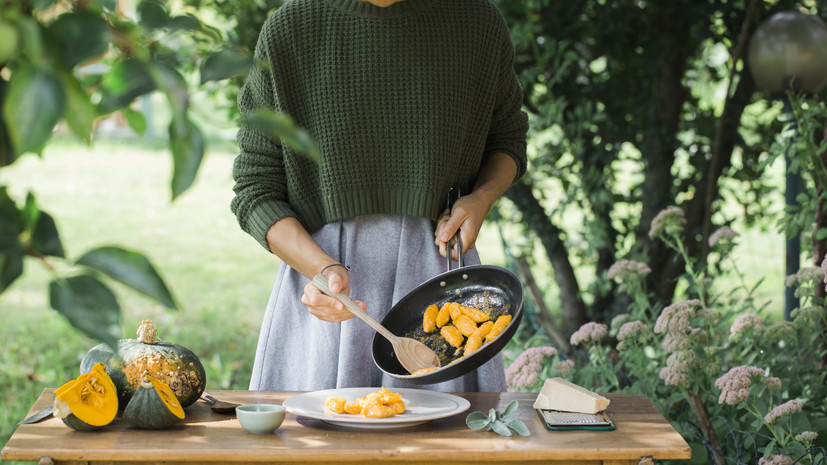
[80,320,207,408]
[53,362,118,431]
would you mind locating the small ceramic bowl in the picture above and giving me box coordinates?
[236,404,286,434]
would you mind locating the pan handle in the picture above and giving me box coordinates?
[446,188,464,271]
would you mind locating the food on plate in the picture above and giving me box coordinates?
[325,387,405,418]
[532,377,610,414]
[80,320,207,408]
[326,397,346,414]
[53,362,119,431]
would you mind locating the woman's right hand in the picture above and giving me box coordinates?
[300,266,364,322]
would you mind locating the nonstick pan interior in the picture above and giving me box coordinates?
[372,264,524,385]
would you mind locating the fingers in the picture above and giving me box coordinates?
[302,276,361,322]
[434,201,482,259]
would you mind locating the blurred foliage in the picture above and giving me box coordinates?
[489,0,827,331]
[0,0,309,347]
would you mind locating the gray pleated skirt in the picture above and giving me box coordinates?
[249,214,507,392]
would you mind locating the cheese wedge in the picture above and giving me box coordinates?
[532,377,610,414]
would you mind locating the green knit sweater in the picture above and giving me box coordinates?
[231,0,528,250]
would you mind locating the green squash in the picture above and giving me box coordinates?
[53,362,119,431]
[80,320,206,408]
[123,375,185,429]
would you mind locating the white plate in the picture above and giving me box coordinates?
[283,387,471,429]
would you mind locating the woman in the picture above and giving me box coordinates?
[231,0,528,392]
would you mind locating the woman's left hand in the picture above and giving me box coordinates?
[434,193,489,260]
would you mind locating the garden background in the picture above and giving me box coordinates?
[2,0,827,464]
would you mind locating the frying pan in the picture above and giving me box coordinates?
[371,189,524,384]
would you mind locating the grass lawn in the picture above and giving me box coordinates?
[0,136,790,463]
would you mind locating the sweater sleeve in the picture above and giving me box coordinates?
[483,20,529,183]
[230,23,297,252]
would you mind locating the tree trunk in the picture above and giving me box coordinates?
[816,120,827,371]
[505,181,589,332]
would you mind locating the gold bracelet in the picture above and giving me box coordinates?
[320,263,350,274]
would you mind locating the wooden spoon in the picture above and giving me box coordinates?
[311,274,441,374]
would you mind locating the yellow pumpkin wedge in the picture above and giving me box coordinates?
[53,362,118,431]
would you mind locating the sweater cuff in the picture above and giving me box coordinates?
[245,199,297,252]
[484,143,528,184]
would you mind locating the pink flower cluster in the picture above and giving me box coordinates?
[649,207,686,239]
[659,350,698,387]
[555,359,575,375]
[714,365,765,405]
[758,454,794,465]
[505,346,558,390]
[607,259,652,282]
[794,431,818,442]
[654,300,700,351]
[762,377,782,390]
[617,320,650,341]
[708,227,738,250]
[729,312,764,341]
[764,400,803,424]
[570,322,608,346]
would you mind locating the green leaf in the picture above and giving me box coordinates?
[0,81,15,167]
[168,15,202,32]
[490,420,512,437]
[465,411,491,430]
[49,275,121,349]
[0,243,24,294]
[122,107,147,136]
[47,12,112,69]
[138,0,170,29]
[169,114,204,200]
[506,418,531,437]
[97,59,156,115]
[200,49,253,84]
[502,400,519,418]
[151,63,188,111]
[76,246,177,309]
[59,71,96,143]
[31,0,58,9]
[3,65,65,155]
[31,210,64,258]
[243,109,319,161]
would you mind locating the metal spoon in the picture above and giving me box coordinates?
[311,274,441,374]
[201,392,239,414]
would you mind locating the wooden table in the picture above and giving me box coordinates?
[3,389,691,465]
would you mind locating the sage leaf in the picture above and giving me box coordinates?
[490,420,512,437]
[465,411,490,430]
[502,400,519,418]
[507,418,531,437]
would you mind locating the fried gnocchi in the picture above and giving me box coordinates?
[414,299,514,370]
[325,387,405,418]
